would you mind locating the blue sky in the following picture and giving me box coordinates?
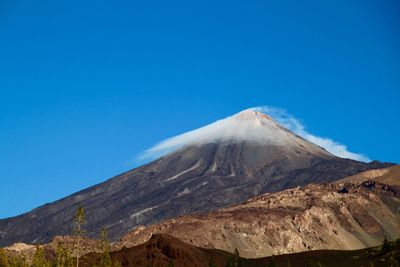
[0,0,399,218]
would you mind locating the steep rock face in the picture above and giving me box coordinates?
[0,111,393,246]
[119,181,400,258]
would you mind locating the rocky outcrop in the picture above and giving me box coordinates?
[119,181,400,258]
[87,234,229,267]
[337,165,400,186]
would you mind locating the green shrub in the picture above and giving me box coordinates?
[32,246,50,267]
[0,248,9,267]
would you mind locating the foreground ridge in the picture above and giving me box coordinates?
[120,179,400,258]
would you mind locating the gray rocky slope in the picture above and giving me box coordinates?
[0,110,393,246]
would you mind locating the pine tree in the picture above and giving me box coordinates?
[56,242,73,267]
[7,255,29,267]
[381,235,391,254]
[74,207,86,267]
[9,255,29,267]
[32,246,50,267]
[233,248,240,267]
[99,228,112,267]
[56,242,65,267]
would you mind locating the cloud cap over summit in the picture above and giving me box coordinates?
[141,107,370,162]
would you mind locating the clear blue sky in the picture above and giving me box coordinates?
[0,0,399,218]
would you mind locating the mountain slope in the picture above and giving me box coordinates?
[6,234,399,267]
[337,165,400,186]
[105,235,400,267]
[0,110,393,246]
[119,180,400,258]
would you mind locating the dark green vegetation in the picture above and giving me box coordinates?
[0,248,29,267]
[0,207,120,267]
[55,242,74,267]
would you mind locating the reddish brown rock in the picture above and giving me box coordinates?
[118,182,400,258]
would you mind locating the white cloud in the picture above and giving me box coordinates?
[139,110,289,160]
[139,106,370,162]
[251,106,370,162]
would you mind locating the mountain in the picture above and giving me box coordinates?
[336,165,400,186]
[0,110,393,246]
[118,180,400,258]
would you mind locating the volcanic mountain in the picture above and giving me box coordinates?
[0,110,392,246]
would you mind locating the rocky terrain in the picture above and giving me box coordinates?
[1,110,392,246]
[119,180,400,258]
[3,236,101,264]
[3,175,399,264]
[85,234,400,267]
[4,232,400,267]
[82,234,230,267]
[337,165,400,186]
[103,235,400,267]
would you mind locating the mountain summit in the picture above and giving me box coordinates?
[142,109,332,159]
[0,110,392,246]
[186,109,316,146]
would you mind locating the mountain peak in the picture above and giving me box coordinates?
[142,109,333,160]
[235,109,274,122]
[177,109,285,146]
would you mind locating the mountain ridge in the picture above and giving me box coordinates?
[0,111,394,246]
[119,179,400,258]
